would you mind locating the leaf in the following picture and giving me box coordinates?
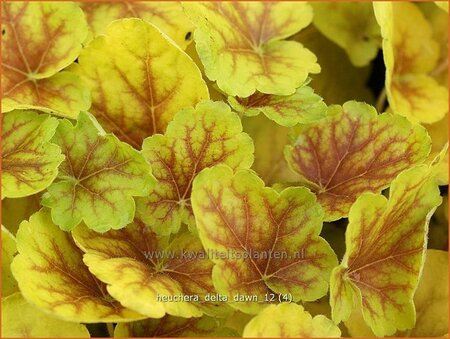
[1,2,90,117]
[114,315,238,338]
[426,114,449,185]
[136,100,254,235]
[191,165,338,314]
[1,195,41,234]
[184,2,320,97]
[10,209,143,323]
[374,2,448,124]
[2,226,18,297]
[285,101,432,221]
[409,249,448,337]
[429,195,448,250]
[312,3,380,67]
[2,293,91,338]
[228,83,327,127]
[329,165,442,337]
[41,111,154,232]
[344,249,449,337]
[81,2,194,49]
[2,110,64,198]
[242,303,341,338]
[292,26,374,105]
[72,220,228,318]
[436,1,449,12]
[74,18,208,149]
[241,114,301,186]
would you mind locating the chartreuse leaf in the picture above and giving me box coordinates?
[72,220,227,318]
[2,293,90,338]
[374,2,448,124]
[312,3,380,67]
[81,2,194,49]
[426,115,449,185]
[285,101,431,221]
[41,112,154,232]
[436,1,449,12]
[344,249,449,337]
[1,2,90,117]
[2,226,18,297]
[74,19,208,149]
[184,2,319,97]
[10,209,143,323]
[2,110,64,198]
[228,83,327,127]
[292,27,374,105]
[1,195,41,234]
[136,100,254,235]
[330,165,442,337]
[242,303,341,338]
[241,114,300,185]
[191,165,337,314]
[114,316,238,338]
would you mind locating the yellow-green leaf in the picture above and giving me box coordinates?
[114,315,238,338]
[408,249,448,337]
[81,2,194,49]
[75,18,208,148]
[436,1,449,12]
[312,2,381,67]
[136,100,254,235]
[11,209,143,323]
[426,114,449,186]
[184,2,319,97]
[1,2,90,117]
[344,249,449,337]
[1,195,41,235]
[292,26,374,105]
[2,293,91,338]
[285,101,431,221]
[2,226,18,297]
[374,2,448,124]
[2,110,64,198]
[228,83,327,127]
[330,165,442,337]
[241,114,300,186]
[41,112,154,232]
[72,221,228,318]
[243,303,341,338]
[191,165,337,314]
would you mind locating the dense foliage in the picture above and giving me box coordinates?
[1,1,448,338]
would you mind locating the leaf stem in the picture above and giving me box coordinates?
[375,87,387,113]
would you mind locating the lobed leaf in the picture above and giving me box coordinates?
[2,110,64,198]
[2,226,18,297]
[1,2,90,117]
[184,2,319,97]
[42,111,154,232]
[312,3,380,67]
[81,2,194,49]
[74,18,208,148]
[344,249,449,337]
[2,293,91,338]
[10,209,143,323]
[191,165,337,314]
[330,165,442,337]
[228,83,327,127]
[72,220,228,318]
[285,101,431,221]
[374,2,448,124]
[114,315,238,338]
[242,303,341,338]
[136,100,254,235]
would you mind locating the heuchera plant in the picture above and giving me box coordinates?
[1,1,448,338]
